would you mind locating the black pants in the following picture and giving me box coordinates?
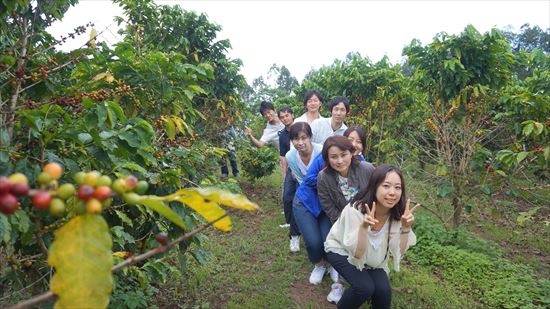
[326,252,391,309]
[282,168,300,237]
[220,149,239,176]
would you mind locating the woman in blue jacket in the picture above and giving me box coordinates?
[292,126,369,287]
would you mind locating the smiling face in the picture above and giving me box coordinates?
[331,102,347,124]
[375,171,403,210]
[262,109,277,123]
[305,95,321,113]
[327,146,353,177]
[278,111,294,127]
[347,131,363,155]
[291,131,311,153]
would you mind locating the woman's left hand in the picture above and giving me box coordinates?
[401,199,421,229]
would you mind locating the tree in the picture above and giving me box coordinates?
[403,25,516,228]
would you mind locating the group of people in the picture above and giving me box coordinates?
[242,91,419,308]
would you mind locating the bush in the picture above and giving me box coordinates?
[238,146,278,180]
[407,216,550,308]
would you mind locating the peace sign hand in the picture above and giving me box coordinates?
[362,201,379,228]
[401,199,421,229]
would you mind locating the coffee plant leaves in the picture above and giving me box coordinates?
[137,196,188,230]
[167,187,259,211]
[48,214,113,309]
[172,194,231,232]
[0,213,11,243]
[161,187,258,232]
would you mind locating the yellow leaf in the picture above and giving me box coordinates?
[174,194,232,232]
[48,215,113,309]
[92,72,114,83]
[165,187,259,211]
[113,251,131,259]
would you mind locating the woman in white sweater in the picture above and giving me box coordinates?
[324,164,420,308]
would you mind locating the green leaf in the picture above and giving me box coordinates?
[544,146,550,161]
[48,215,113,309]
[533,122,544,135]
[78,133,93,144]
[107,101,127,122]
[480,185,492,195]
[137,196,187,230]
[436,165,448,176]
[97,105,108,128]
[165,118,176,140]
[522,123,534,137]
[516,151,529,164]
[116,162,147,175]
[9,209,31,233]
[437,181,455,198]
[114,210,133,227]
[0,214,11,244]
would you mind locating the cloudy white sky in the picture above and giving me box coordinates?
[48,0,550,84]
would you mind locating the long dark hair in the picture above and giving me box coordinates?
[351,164,406,220]
[321,135,357,173]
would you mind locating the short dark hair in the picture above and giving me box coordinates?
[277,106,294,118]
[303,90,323,106]
[344,125,366,155]
[289,122,312,140]
[351,164,407,221]
[321,135,357,173]
[259,101,275,115]
[328,96,350,113]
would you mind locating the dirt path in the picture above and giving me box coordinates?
[238,179,336,308]
[164,176,341,308]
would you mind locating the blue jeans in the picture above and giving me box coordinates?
[283,168,300,237]
[292,196,331,264]
[326,252,391,309]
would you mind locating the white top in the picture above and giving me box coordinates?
[294,113,325,124]
[324,205,416,274]
[310,117,348,145]
[260,121,285,150]
[285,143,323,184]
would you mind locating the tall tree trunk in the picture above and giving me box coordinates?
[451,185,463,229]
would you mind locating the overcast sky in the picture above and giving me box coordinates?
[47,0,550,84]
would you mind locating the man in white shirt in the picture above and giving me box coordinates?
[294,90,325,124]
[310,96,350,145]
[245,101,284,150]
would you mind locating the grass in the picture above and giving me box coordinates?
[156,171,490,308]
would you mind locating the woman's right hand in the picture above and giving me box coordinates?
[362,201,379,228]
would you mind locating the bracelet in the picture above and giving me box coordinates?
[401,229,411,234]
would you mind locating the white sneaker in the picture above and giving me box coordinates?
[327,283,344,304]
[290,236,300,252]
[327,266,339,282]
[309,265,326,285]
[279,223,290,228]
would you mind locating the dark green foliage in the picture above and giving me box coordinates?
[238,146,278,181]
[409,215,550,308]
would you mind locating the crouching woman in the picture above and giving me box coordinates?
[324,164,420,309]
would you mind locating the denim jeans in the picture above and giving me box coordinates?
[283,168,300,237]
[326,252,391,309]
[292,196,331,264]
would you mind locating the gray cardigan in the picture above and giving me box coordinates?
[317,161,375,223]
